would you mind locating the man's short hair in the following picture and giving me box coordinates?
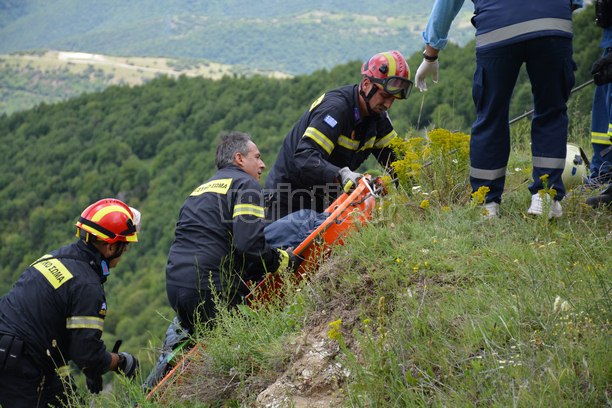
[215,131,252,169]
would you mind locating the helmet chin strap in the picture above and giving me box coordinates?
[98,242,126,283]
[359,81,379,116]
[105,242,126,263]
[83,239,120,283]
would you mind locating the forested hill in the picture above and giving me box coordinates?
[0,4,602,363]
[0,0,475,75]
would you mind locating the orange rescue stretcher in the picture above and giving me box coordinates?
[145,175,380,401]
[245,174,378,306]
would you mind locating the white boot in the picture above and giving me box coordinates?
[482,202,499,219]
[527,194,563,219]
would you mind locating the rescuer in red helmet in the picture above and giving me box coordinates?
[264,50,413,221]
[0,198,141,407]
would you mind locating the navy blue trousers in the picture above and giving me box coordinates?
[470,36,575,203]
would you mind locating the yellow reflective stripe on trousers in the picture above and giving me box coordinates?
[337,135,359,151]
[55,365,70,378]
[304,127,334,155]
[233,204,265,218]
[470,166,506,180]
[373,130,397,149]
[66,316,104,331]
[476,18,572,49]
[592,131,612,145]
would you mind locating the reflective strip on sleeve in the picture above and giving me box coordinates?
[592,132,612,145]
[337,135,359,151]
[233,204,265,218]
[373,130,397,149]
[533,156,565,169]
[476,18,572,49]
[66,316,104,331]
[191,178,232,196]
[470,166,507,180]
[304,127,334,155]
[358,137,376,152]
[32,256,74,289]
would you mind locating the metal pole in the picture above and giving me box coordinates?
[508,78,595,125]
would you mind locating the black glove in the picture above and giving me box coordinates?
[286,249,299,271]
[592,53,612,86]
[338,167,362,193]
[117,351,139,379]
[86,375,103,394]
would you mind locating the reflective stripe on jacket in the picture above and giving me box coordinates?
[472,0,574,50]
[423,0,577,51]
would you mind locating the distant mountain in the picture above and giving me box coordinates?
[0,50,290,115]
[0,0,475,75]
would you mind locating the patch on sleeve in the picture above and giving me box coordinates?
[191,178,232,196]
[99,301,107,317]
[324,114,337,128]
[32,255,74,289]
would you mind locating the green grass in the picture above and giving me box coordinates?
[77,125,610,407]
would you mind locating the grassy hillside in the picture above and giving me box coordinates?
[178,199,609,406]
[82,128,610,407]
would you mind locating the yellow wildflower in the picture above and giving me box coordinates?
[327,319,343,341]
[471,186,490,205]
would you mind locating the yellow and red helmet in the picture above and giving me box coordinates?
[75,198,139,244]
[361,50,413,99]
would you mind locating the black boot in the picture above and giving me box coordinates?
[142,317,192,394]
[586,184,612,208]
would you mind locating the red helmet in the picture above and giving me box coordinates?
[75,198,139,244]
[361,50,413,99]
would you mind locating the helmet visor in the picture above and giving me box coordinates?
[371,76,413,99]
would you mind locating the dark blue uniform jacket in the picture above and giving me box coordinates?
[0,240,112,378]
[265,84,398,191]
[166,165,282,293]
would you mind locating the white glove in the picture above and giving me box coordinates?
[338,167,362,193]
[414,58,439,92]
